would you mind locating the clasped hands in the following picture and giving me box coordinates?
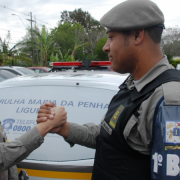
[37,102,69,138]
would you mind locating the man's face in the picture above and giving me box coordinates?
[103,31,138,74]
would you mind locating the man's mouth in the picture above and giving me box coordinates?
[108,56,113,61]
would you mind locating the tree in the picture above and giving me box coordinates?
[59,9,106,56]
[59,8,101,32]
[19,25,57,66]
[50,41,88,62]
[0,31,11,65]
[17,26,40,66]
[50,22,87,60]
[87,28,106,55]
[50,52,59,62]
[0,31,30,66]
[161,27,180,60]
[18,9,107,64]
[34,25,57,66]
[94,37,108,60]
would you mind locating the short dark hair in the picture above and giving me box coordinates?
[121,30,131,45]
[121,26,163,44]
[145,26,163,44]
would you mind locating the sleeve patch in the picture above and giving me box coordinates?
[165,120,180,145]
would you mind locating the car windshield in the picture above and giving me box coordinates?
[17,67,36,75]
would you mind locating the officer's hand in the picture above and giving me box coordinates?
[37,102,57,122]
[48,106,67,129]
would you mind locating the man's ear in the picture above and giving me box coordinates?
[134,29,144,45]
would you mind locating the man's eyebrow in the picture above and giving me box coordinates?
[106,30,112,34]
[106,30,116,34]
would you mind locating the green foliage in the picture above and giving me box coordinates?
[11,9,107,65]
[0,32,10,65]
[51,49,75,62]
[94,37,108,60]
[169,59,180,68]
[59,8,103,32]
[0,31,30,66]
[3,57,32,67]
[50,53,60,62]
[166,54,173,61]
[33,25,58,66]
[50,22,85,59]
[81,54,99,61]
[58,9,106,56]
[51,41,88,62]
[161,27,180,57]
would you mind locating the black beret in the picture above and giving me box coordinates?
[100,0,164,31]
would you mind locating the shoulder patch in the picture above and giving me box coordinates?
[109,105,124,129]
[165,120,180,145]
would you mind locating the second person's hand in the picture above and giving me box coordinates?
[37,102,57,122]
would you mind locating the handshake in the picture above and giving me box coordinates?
[36,102,69,138]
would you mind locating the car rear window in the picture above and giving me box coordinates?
[0,85,117,162]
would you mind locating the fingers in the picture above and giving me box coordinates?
[38,108,55,116]
[37,117,48,124]
[45,102,57,108]
[39,104,51,110]
[50,106,67,127]
[37,112,54,121]
[37,105,67,129]
[37,105,56,124]
[37,102,59,130]
[55,107,67,120]
[38,107,55,115]
[52,106,66,114]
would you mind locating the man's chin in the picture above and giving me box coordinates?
[112,67,128,74]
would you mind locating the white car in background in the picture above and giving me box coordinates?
[0,71,128,180]
[0,66,35,76]
[0,69,17,82]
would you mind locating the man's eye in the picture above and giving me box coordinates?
[108,36,113,39]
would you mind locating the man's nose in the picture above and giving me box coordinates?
[103,41,110,53]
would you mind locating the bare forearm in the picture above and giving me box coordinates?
[36,121,53,138]
[57,122,69,138]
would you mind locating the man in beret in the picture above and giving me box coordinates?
[37,0,178,179]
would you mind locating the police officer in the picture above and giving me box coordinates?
[37,0,176,179]
[0,106,67,180]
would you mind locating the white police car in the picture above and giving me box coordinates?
[0,71,128,180]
